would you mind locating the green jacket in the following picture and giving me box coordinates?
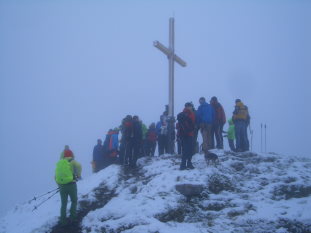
[70,159,82,179]
[228,119,235,140]
[142,123,148,139]
[55,157,82,185]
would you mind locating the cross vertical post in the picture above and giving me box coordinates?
[168,17,175,117]
[154,17,187,154]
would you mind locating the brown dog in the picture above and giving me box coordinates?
[204,152,219,167]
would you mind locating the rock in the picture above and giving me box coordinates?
[175,184,204,201]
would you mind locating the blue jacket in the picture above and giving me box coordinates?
[197,102,215,124]
[156,121,168,136]
[93,144,104,162]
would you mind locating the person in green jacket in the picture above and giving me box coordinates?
[224,119,236,152]
[55,147,82,225]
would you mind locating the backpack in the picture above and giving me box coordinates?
[177,112,194,136]
[55,159,74,185]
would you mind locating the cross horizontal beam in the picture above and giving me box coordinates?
[153,41,187,67]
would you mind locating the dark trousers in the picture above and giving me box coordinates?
[158,134,169,155]
[119,141,125,165]
[235,121,248,152]
[180,136,194,168]
[125,140,134,165]
[212,123,224,149]
[145,141,156,156]
[132,140,141,166]
[177,137,182,155]
[59,182,77,224]
[94,159,105,172]
[200,123,213,153]
[228,139,236,152]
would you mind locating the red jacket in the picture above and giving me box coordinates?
[183,108,196,137]
[212,102,226,125]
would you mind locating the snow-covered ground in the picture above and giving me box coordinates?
[1,151,311,233]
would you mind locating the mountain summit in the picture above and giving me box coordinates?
[1,151,311,233]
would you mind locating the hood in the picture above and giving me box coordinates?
[235,102,245,108]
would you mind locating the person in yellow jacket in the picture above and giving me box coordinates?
[55,146,82,225]
[232,99,250,152]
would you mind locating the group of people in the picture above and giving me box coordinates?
[176,97,250,170]
[92,128,119,172]
[55,97,250,225]
[91,96,250,171]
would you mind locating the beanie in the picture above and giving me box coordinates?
[64,149,73,158]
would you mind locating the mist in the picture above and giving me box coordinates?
[0,0,310,217]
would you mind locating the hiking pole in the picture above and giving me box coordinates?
[28,187,60,203]
[32,189,60,212]
[249,124,253,152]
[260,123,263,153]
[264,124,267,153]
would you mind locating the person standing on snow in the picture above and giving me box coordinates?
[232,99,250,152]
[103,128,119,166]
[156,115,169,155]
[122,115,134,166]
[177,102,196,170]
[60,145,74,159]
[224,119,236,152]
[196,97,215,154]
[131,115,143,168]
[145,123,157,156]
[55,148,82,225]
[210,96,226,149]
[92,139,105,172]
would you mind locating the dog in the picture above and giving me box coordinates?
[204,152,220,167]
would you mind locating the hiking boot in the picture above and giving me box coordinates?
[187,164,195,170]
[68,217,78,225]
[58,218,68,226]
[179,166,187,171]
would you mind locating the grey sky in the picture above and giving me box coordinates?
[0,0,310,217]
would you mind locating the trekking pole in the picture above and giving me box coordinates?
[260,123,263,153]
[32,189,60,212]
[28,187,60,203]
[249,124,253,152]
[264,124,267,153]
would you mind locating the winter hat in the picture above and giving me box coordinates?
[64,149,73,158]
[211,96,218,102]
[235,99,241,103]
[185,102,193,108]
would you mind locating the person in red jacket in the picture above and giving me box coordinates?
[210,96,226,149]
[177,102,196,170]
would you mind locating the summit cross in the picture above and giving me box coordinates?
[154,17,187,117]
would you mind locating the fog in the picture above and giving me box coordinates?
[0,0,310,217]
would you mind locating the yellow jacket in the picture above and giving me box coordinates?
[233,102,249,121]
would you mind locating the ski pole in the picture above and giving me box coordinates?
[260,123,263,153]
[32,189,60,212]
[248,123,253,152]
[29,187,60,203]
[265,124,267,153]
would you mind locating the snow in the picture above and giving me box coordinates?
[0,165,120,233]
[1,151,311,233]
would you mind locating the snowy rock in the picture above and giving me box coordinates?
[175,184,204,201]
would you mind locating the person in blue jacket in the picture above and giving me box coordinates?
[93,139,105,172]
[103,129,119,167]
[196,97,215,153]
[156,115,169,155]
